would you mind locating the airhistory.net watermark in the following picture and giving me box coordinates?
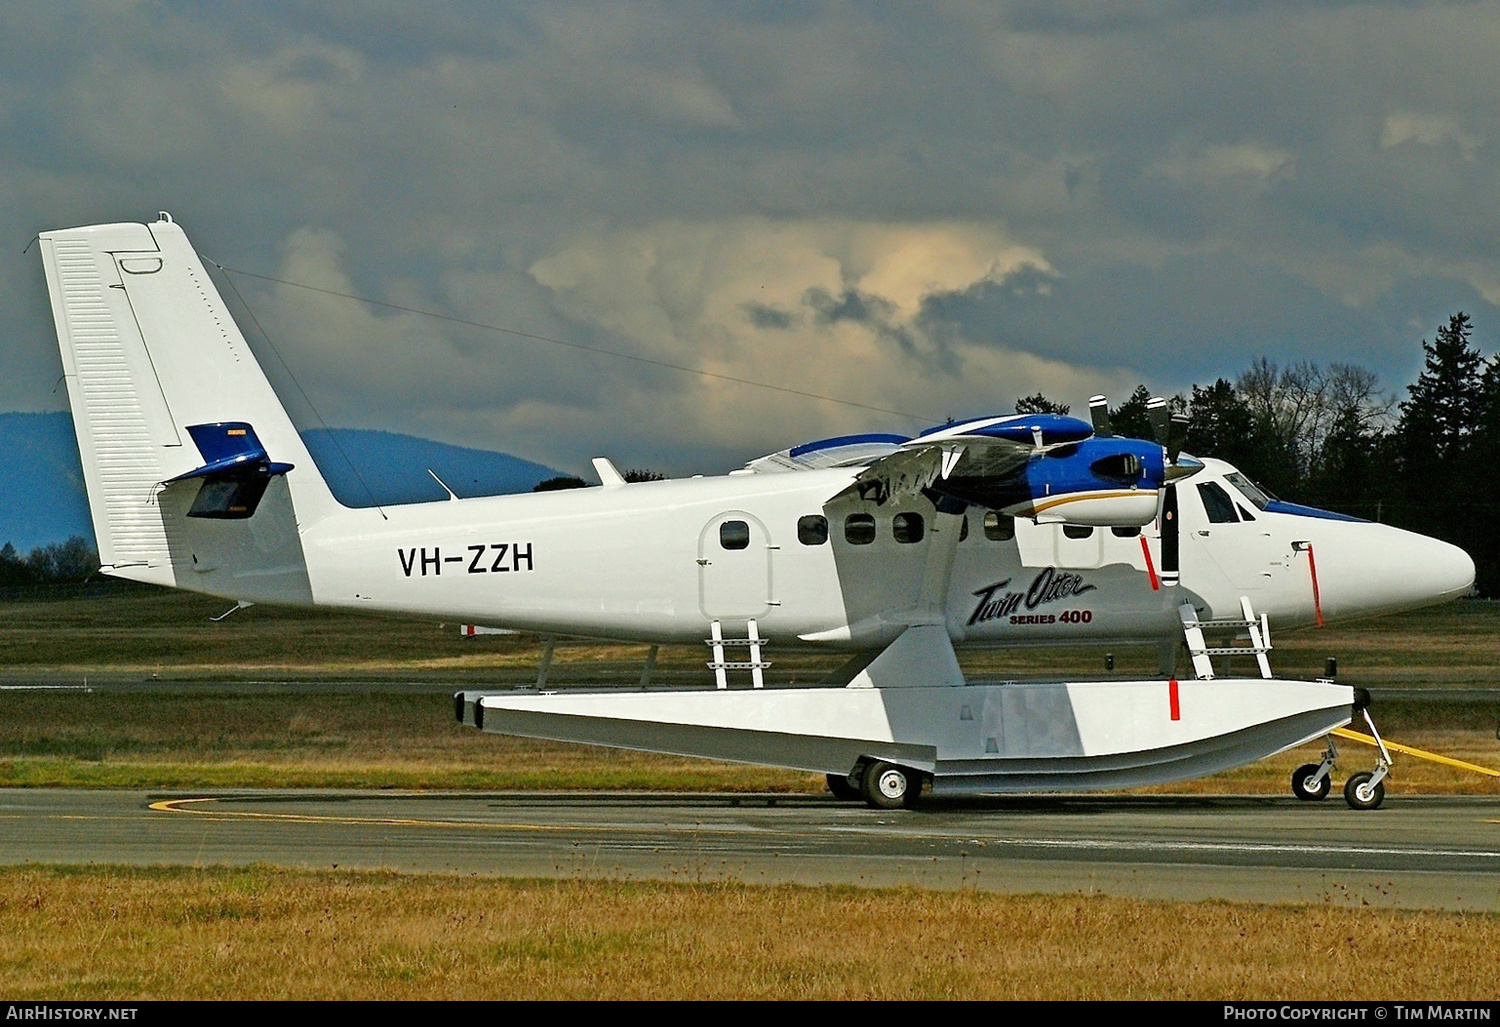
[4,1008,137,1021]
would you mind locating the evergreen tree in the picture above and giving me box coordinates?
[1185,378,1257,473]
[1461,337,1500,593]
[1387,313,1491,592]
[1307,406,1379,515]
[532,475,588,491]
[0,537,99,585]
[46,536,100,581]
[1109,385,1155,440]
[0,542,28,586]
[1394,313,1485,465]
[1013,393,1070,415]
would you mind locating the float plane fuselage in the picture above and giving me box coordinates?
[38,215,1474,809]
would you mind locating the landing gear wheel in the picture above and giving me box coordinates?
[862,761,920,810]
[826,772,861,801]
[1291,763,1330,801]
[1343,771,1385,811]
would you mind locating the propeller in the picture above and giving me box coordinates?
[1091,393,1201,482]
[1088,395,1112,438]
[1145,396,1200,481]
[1146,396,1171,449]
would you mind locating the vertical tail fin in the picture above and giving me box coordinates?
[40,213,340,598]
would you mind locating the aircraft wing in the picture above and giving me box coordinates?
[829,415,1087,507]
[743,433,910,472]
[746,416,1085,482]
[750,412,1191,525]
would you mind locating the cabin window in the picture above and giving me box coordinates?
[1197,482,1239,524]
[719,520,751,549]
[1062,524,1094,539]
[1236,504,1257,521]
[982,511,1014,541]
[797,515,829,546]
[1111,525,1140,538]
[959,516,969,541]
[844,513,876,545]
[893,512,924,544]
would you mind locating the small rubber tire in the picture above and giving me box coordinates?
[1344,771,1385,811]
[1291,763,1331,801]
[826,772,861,801]
[862,761,914,810]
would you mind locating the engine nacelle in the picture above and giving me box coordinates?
[931,435,1168,526]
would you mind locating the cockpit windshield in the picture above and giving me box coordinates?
[1224,471,1277,510]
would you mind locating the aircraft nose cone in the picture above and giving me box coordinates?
[1408,533,1476,603]
[1319,524,1474,617]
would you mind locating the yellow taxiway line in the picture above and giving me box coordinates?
[146,796,779,837]
[1331,728,1500,778]
[148,796,561,830]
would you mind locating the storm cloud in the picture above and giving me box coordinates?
[5,2,1500,474]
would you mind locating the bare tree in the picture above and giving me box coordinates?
[1236,358,1390,481]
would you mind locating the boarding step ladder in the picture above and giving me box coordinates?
[1178,597,1272,680]
[706,619,771,689]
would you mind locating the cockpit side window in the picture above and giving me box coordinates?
[1224,471,1275,511]
[1196,481,1239,524]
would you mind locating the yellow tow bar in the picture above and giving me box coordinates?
[1331,727,1500,778]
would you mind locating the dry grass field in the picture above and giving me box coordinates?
[1,865,1497,1001]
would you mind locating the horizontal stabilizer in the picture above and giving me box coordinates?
[165,422,295,520]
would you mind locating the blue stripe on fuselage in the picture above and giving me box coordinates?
[1261,499,1367,522]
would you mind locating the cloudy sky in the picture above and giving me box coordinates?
[6,1,1500,476]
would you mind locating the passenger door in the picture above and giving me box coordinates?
[698,511,773,619]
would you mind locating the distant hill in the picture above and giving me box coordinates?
[0,413,564,552]
[0,412,94,553]
[299,428,563,507]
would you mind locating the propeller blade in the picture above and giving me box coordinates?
[1146,396,1171,446]
[1088,395,1113,438]
[1167,413,1190,463]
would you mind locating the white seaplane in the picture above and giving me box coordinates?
[38,215,1474,810]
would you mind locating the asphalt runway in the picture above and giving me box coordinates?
[1,789,1498,911]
